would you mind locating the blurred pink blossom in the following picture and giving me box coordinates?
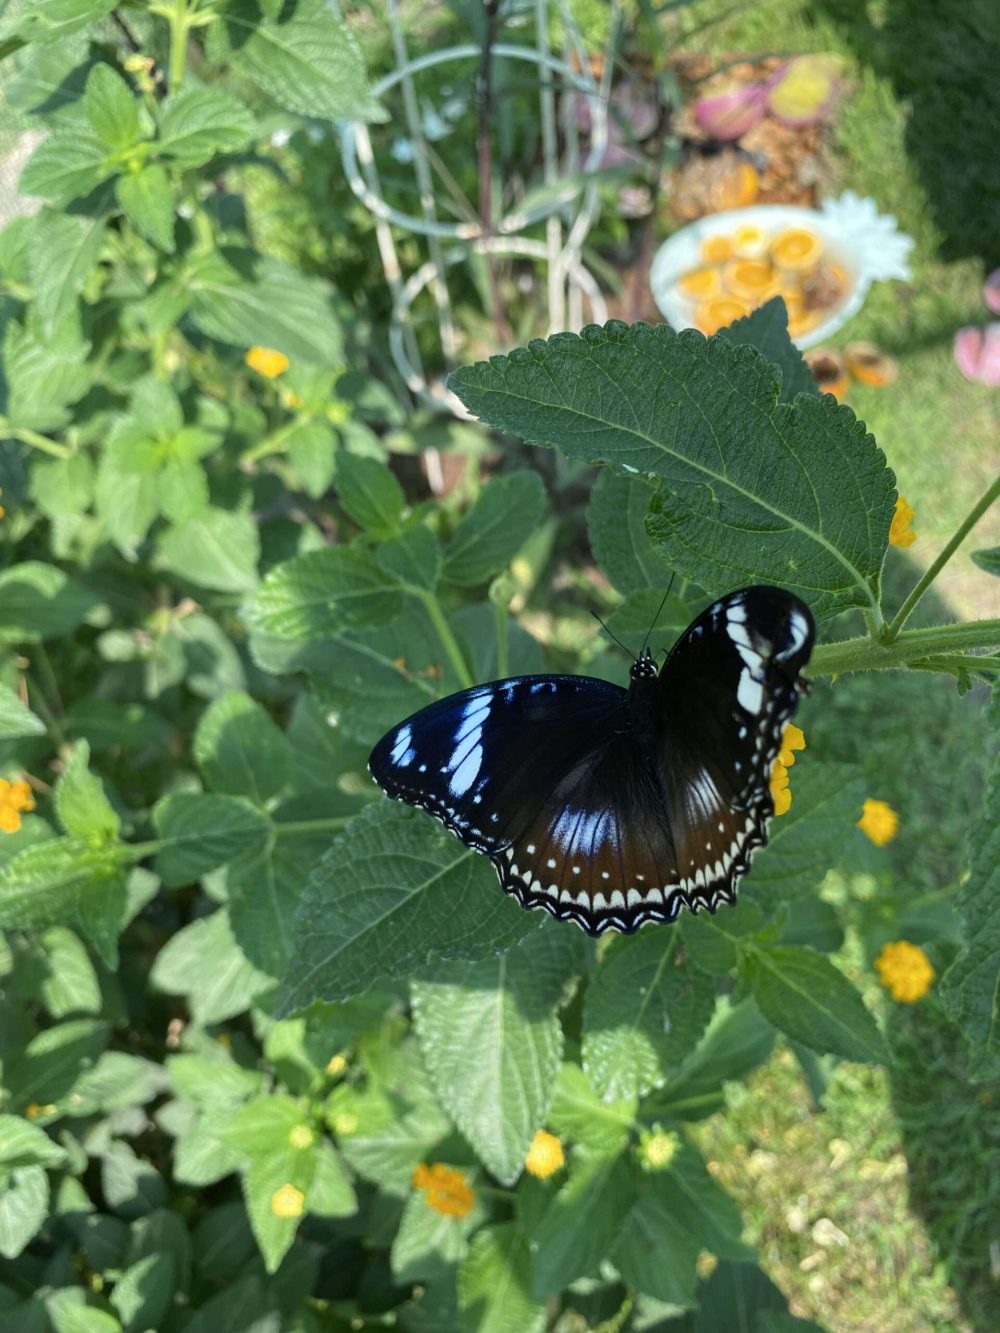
[954,323,1000,385]
[983,269,1000,315]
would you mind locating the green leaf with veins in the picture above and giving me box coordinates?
[243,546,401,643]
[587,469,676,595]
[156,86,256,168]
[442,471,546,587]
[718,296,819,403]
[449,322,895,620]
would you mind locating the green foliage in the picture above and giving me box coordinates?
[0,1,994,1328]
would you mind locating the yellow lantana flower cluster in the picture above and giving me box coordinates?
[874,940,934,1003]
[412,1162,474,1218]
[889,496,917,548]
[857,798,898,847]
[638,1126,681,1172]
[524,1129,564,1179]
[0,777,35,833]
[271,1183,305,1219]
[769,723,806,817]
[245,346,290,378]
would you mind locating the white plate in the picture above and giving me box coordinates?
[650,194,913,350]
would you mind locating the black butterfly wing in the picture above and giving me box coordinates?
[652,584,815,907]
[498,586,814,934]
[368,675,628,855]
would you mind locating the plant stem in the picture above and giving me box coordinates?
[495,600,509,679]
[273,817,356,837]
[168,0,189,93]
[414,589,474,689]
[811,618,1000,678]
[476,0,508,348]
[883,473,1000,642]
[242,419,300,466]
[10,427,71,459]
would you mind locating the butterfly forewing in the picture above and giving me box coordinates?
[368,585,815,935]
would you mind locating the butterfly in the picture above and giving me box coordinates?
[368,585,815,935]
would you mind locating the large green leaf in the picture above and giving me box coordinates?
[335,453,404,536]
[276,803,539,1014]
[156,507,260,593]
[116,164,176,253]
[458,1224,544,1333]
[150,910,273,1025]
[449,322,895,620]
[942,689,1000,1079]
[53,740,120,843]
[581,928,716,1101]
[0,1166,48,1259]
[242,546,401,642]
[207,0,384,123]
[156,86,256,168]
[745,944,886,1063]
[391,1189,479,1285]
[187,247,343,366]
[84,62,141,149]
[0,0,117,44]
[0,683,45,740]
[527,1148,636,1298]
[718,296,819,402]
[587,469,675,595]
[411,928,580,1184]
[28,210,106,335]
[612,1186,700,1306]
[657,1141,752,1261]
[193,691,292,805]
[0,562,98,644]
[18,126,109,204]
[441,472,547,587]
[0,839,124,937]
[153,793,271,887]
[0,1115,68,1171]
[547,1062,636,1154]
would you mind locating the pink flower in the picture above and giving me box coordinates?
[694,84,767,141]
[954,324,1000,386]
[983,269,1000,316]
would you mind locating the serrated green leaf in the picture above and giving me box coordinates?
[116,164,175,253]
[0,839,124,939]
[157,507,260,592]
[153,792,271,886]
[587,470,676,595]
[242,546,401,641]
[0,683,45,740]
[718,297,818,402]
[278,804,539,1014]
[582,929,717,1100]
[0,1115,67,1170]
[612,1185,700,1306]
[149,910,273,1025]
[83,63,140,149]
[109,1252,174,1333]
[644,996,775,1122]
[206,0,384,123]
[743,761,865,910]
[2,0,117,45]
[18,127,109,204]
[157,86,255,168]
[681,900,767,975]
[338,1060,452,1194]
[442,472,547,587]
[450,323,894,619]
[28,210,106,335]
[0,1166,47,1259]
[188,247,342,366]
[379,525,441,591]
[46,1296,123,1333]
[746,945,886,1063]
[335,453,404,535]
[1,314,91,432]
[194,691,291,805]
[458,1223,544,1333]
[659,1141,752,1260]
[36,926,102,1017]
[53,740,120,842]
[942,689,1000,1079]
[971,546,1000,576]
[693,1260,788,1333]
[528,1148,636,1297]
[4,1017,108,1111]
[0,562,98,644]
[411,928,579,1184]
[29,451,95,520]
[287,420,337,499]
[102,1140,166,1219]
[547,1062,636,1153]
[65,1051,164,1117]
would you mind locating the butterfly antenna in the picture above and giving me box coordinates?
[641,573,677,657]
[590,610,636,662]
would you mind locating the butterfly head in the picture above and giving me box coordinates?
[629,648,659,682]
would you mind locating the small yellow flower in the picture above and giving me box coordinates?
[769,759,791,816]
[778,723,806,768]
[271,1183,305,1219]
[639,1126,681,1172]
[326,1053,348,1078]
[889,496,916,548]
[284,390,305,409]
[0,777,35,834]
[25,1102,55,1121]
[245,346,290,378]
[0,485,5,519]
[874,940,934,1003]
[326,398,350,425]
[858,798,898,847]
[524,1130,564,1179]
[331,1110,358,1137]
[288,1124,314,1150]
[412,1162,474,1218]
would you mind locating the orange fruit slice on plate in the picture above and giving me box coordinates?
[700,234,732,264]
[771,227,823,270]
[696,296,750,334]
[805,348,848,399]
[732,224,768,258]
[678,266,723,300]
[724,258,775,302]
[843,341,898,386]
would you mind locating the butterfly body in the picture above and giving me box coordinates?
[369,586,815,935]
